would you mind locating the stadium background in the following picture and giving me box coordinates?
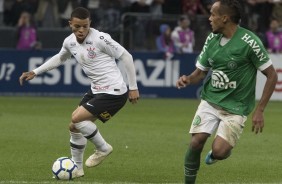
[0,14,281,99]
[0,1,282,183]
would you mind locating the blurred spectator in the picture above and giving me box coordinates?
[182,0,208,20]
[3,0,13,26]
[58,0,80,27]
[80,0,88,8]
[25,0,38,15]
[35,0,60,27]
[150,0,164,16]
[272,1,282,25]
[265,17,282,53]
[83,0,103,28]
[16,11,41,50]
[4,0,33,26]
[0,0,3,26]
[162,0,182,14]
[100,0,123,31]
[129,0,152,13]
[246,0,273,33]
[201,0,213,12]
[171,15,195,54]
[128,0,153,50]
[156,24,174,59]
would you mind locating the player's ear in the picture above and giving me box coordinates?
[222,15,228,24]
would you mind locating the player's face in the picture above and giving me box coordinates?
[69,17,91,43]
[209,2,226,34]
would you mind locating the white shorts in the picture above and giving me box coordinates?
[190,100,247,147]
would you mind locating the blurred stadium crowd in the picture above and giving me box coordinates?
[0,0,282,52]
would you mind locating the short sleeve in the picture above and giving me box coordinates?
[196,33,217,71]
[248,35,272,71]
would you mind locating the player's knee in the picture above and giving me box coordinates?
[190,134,209,150]
[71,113,81,124]
[69,123,78,132]
[212,148,231,160]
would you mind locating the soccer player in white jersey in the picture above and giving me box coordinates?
[19,7,139,178]
[176,0,278,183]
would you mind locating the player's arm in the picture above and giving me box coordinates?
[118,49,139,104]
[252,65,278,134]
[176,32,214,89]
[19,39,72,86]
[176,68,208,89]
[19,54,67,86]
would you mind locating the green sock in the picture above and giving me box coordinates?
[184,147,202,184]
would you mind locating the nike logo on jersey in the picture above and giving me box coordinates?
[86,102,94,107]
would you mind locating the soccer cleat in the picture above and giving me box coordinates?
[72,169,84,179]
[205,150,218,165]
[85,144,113,167]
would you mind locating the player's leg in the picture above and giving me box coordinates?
[69,91,109,175]
[205,112,247,164]
[185,100,220,184]
[184,133,209,184]
[72,106,113,167]
[69,122,87,178]
[69,91,93,173]
[205,136,232,165]
[73,92,128,167]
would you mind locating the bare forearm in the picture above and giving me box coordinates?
[256,67,278,112]
[176,68,207,88]
[187,69,207,85]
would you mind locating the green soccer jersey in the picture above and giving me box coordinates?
[197,26,272,116]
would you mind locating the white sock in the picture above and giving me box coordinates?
[70,132,87,170]
[74,120,109,152]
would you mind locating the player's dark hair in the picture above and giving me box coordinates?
[215,0,242,24]
[71,7,90,20]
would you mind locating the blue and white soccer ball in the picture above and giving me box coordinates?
[52,157,78,180]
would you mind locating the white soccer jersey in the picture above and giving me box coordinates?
[59,28,127,95]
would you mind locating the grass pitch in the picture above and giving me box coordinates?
[0,96,281,184]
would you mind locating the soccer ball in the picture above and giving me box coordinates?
[52,157,78,180]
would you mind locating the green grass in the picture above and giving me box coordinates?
[0,96,282,184]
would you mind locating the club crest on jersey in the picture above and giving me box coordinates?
[87,47,96,59]
[227,61,237,69]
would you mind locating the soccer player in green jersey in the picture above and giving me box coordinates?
[176,0,278,183]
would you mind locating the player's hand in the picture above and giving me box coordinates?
[176,75,190,89]
[251,108,264,134]
[19,71,36,86]
[128,89,139,104]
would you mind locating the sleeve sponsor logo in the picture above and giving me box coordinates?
[99,35,118,50]
[241,33,267,61]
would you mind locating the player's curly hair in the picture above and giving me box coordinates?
[215,0,242,24]
[71,7,90,20]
